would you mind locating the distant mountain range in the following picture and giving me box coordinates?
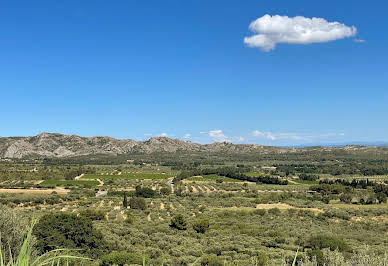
[0,132,385,159]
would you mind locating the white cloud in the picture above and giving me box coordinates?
[160,133,168,137]
[244,14,357,51]
[209,129,229,142]
[354,38,366,43]
[252,130,346,142]
[183,133,191,139]
[252,130,276,140]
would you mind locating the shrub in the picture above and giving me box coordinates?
[340,193,353,203]
[101,251,145,266]
[135,186,155,198]
[268,208,281,215]
[129,197,147,210]
[200,255,223,266]
[376,192,387,203]
[170,214,188,230]
[306,235,350,252]
[0,205,29,263]
[160,186,172,195]
[253,251,268,266]
[33,213,107,258]
[193,217,210,234]
[79,209,105,221]
[125,211,135,224]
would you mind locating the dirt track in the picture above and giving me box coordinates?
[0,188,70,195]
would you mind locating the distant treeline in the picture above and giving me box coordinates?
[173,167,288,185]
[317,178,388,196]
[275,161,388,176]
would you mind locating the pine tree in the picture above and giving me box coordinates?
[123,191,128,208]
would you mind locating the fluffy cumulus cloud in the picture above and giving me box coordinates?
[252,130,276,140]
[183,133,191,139]
[208,130,229,142]
[244,14,357,51]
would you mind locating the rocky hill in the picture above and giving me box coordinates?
[0,132,275,158]
[0,132,381,159]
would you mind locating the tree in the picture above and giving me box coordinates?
[376,192,387,204]
[33,213,107,258]
[123,191,128,208]
[170,214,187,230]
[135,186,155,198]
[129,197,147,210]
[193,217,210,234]
[160,186,171,195]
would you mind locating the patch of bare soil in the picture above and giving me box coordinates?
[0,188,69,195]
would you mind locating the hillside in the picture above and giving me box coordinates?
[0,132,384,159]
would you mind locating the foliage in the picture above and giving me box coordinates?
[135,186,156,198]
[100,251,145,266]
[0,205,29,263]
[0,222,88,266]
[33,213,107,258]
[193,217,210,234]
[122,191,128,208]
[170,214,187,230]
[200,255,223,266]
[305,235,350,252]
[79,209,105,221]
[129,197,147,210]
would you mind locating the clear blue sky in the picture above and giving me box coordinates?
[1,0,387,145]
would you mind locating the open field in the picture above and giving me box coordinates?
[40,180,100,187]
[83,173,172,180]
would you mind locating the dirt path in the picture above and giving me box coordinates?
[210,203,323,214]
[147,213,152,221]
[97,179,104,187]
[191,186,198,193]
[160,202,165,210]
[0,188,69,195]
[74,173,84,180]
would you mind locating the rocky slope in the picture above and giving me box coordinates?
[0,132,275,158]
[0,132,380,159]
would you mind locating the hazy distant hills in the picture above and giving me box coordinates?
[0,132,385,159]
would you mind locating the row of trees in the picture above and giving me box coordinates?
[173,167,288,185]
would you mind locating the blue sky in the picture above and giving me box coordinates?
[0,0,387,145]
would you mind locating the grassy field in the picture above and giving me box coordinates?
[83,173,172,179]
[187,174,243,182]
[39,180,100,187]
[292,179,319,185]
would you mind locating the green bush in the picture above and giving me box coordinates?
[79,209,105,221]
[170,214,188,230]
[306,235,351,252]
[135,186,155,198]
[101,251,145,266]
[33,213,107,258]
[129,197,147,210]
[200,255,223,266]
[193,217,210,234]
